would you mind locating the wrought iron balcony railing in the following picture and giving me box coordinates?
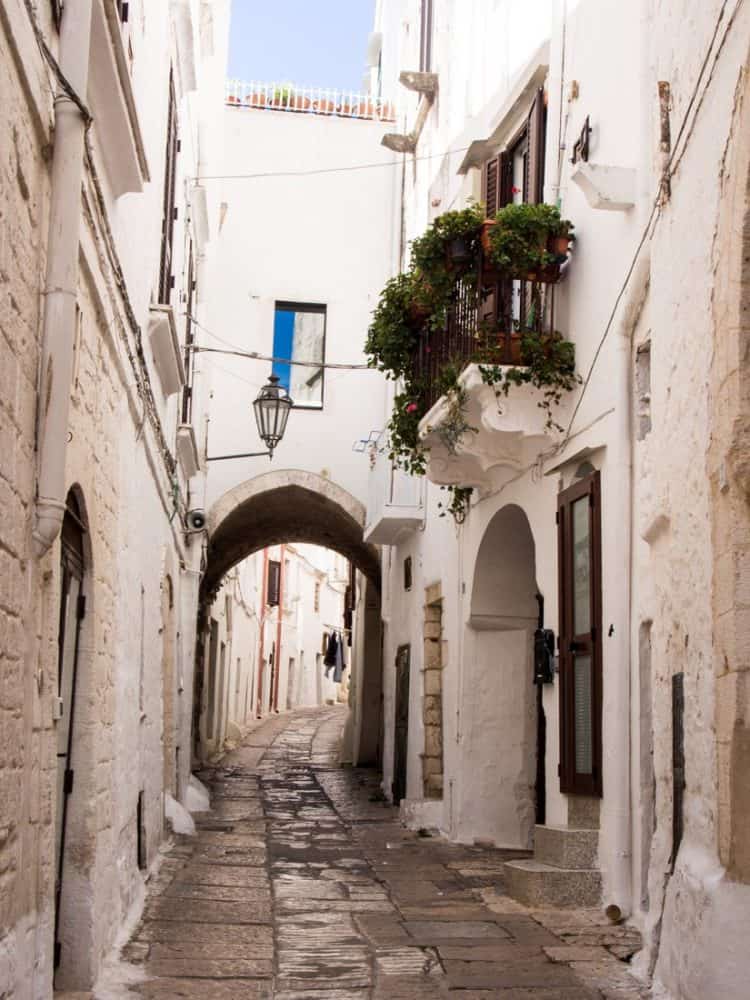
[225,80,400,122]
[412,276,557,411]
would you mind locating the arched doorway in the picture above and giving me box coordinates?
[54,489,93,987]
[195,470,382,767]
[460,504,539,848]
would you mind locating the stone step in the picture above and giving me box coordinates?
[504,859,602,908]
[533,824,598,870]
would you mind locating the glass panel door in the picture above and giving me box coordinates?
[557,472,602,796]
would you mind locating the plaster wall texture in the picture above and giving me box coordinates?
[201,105,397,511]
[371,0,750,996]
[373,0,642,853]
[0,1,229,995]
[629,2,750,997]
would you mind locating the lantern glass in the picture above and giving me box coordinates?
[253,374,292,454]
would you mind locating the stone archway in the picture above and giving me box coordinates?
[458,503,538,848]
[201,469,380,601]
[196,470,382,766]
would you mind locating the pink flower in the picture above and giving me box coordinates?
[512,185,521,194]
[406,402,418,413]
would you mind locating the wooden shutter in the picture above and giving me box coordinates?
[499,150,514,208]
[483,156,499,218]
[557,471,602,796]
[182,244,195,424]
[525,87,547,205]
[267,560,281,606]
[158,71,178,304]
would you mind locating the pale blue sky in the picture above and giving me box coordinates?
[228,1,376,91]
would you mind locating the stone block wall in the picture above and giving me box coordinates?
[422,583,444,798]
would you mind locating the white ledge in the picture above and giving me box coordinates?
[570,163,636,211]
[418,364,565,495]
[148,305,185,397]
[89,0,150,197]
[176,424,201,479]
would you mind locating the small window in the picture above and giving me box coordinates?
[404,556,412,591]
[267,560,281,606]
[272,302,326,408]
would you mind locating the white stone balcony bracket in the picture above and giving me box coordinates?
[418,365,564,496]
[148,305,185,398]
[176,424,201,480]
[382,72,438,154]
[570,163,636,212]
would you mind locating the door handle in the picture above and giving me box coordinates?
[568,641,583,653]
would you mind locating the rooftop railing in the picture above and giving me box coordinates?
[225,80,400,122]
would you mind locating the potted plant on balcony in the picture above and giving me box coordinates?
[410,202,484,280]
[366,272,429,380]
[484,203,574,283]
[478,328,580,431]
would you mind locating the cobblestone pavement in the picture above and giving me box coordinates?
[106,707,649,999]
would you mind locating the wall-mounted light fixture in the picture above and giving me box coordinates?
[207,373,292,462]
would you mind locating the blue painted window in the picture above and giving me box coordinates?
[272,302,326,407]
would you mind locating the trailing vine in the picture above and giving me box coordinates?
[367,201,578,523]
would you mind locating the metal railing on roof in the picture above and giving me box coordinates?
[225,79,399,122]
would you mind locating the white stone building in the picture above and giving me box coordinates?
[195,84,400,767]
[363,1,750,998]
[0,0,229,993]
[197,543,351,759]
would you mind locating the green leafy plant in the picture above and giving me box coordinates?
[478,331,580,431]
[486,203,574,279]
[367,203,579,524]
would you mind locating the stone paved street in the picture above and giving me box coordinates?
[106,708,649,999]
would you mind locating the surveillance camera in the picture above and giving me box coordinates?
[185,509,206,532]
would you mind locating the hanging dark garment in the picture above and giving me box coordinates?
[333,634,345,683]
[324,631,338,674]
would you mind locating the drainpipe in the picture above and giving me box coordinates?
[257,548,269,717]
[33,0,94,557]
[604,0,654,922]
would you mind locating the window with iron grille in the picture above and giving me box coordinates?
[158,71,179,305]
[267,560,281,607]
[419,0,434,73]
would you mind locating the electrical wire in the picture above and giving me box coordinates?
[190,144,474,182]
[559,0,744,450]
[187,314,375,371]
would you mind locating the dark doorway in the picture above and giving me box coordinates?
[392,644,410,805]
[54,494,86,974]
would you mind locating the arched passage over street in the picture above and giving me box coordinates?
[201,469,381,601]
[196,469,383,768]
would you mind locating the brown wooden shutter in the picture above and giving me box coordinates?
[158,71,179,304]
[525,87,547,205]
[267,560,281,606]
[483,156,499,218]
[499,150,513,208]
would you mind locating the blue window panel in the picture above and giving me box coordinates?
[272,309,295,392]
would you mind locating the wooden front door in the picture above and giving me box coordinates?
[557,471,603,796]
[392,645,410,805]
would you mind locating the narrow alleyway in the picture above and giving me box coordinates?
[103,709,647,999]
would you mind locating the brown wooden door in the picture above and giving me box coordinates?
[392,645,410,805]
[557,471,603,796]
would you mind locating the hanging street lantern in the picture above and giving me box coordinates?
[253,374,292,457]
[206,373,292,463]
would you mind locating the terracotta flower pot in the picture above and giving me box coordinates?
[480,219,496,253]
[378,102,396,121]
[548,234,573,257]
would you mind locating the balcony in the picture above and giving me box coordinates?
[414,277,571,494]
[225,80,399,122]
[364,433,424,545]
